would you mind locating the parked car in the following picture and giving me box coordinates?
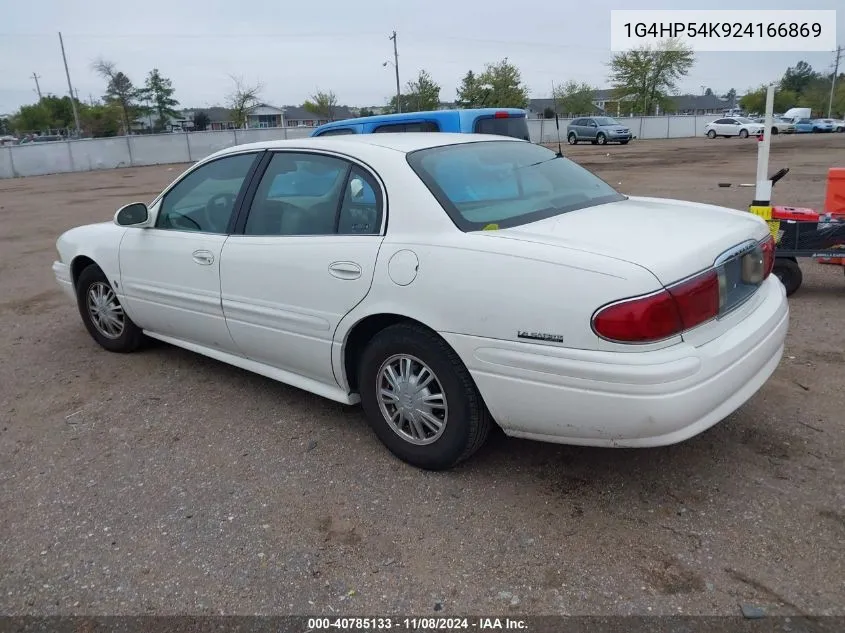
[792,118,814,133]
[832,119,845,132]
[752,117,796,134]
[566,116,632,145]
[310,108,530,141]
[52,133,788,470]
[704,117,765,138]
[811,119,835,133]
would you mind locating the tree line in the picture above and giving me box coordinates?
[2,56,533,137]
[301,58,533,120]
[740,61,844,117]
[5,47,839,139]
[5,60,180,137]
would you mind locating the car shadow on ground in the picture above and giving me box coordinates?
[45,319,787,510]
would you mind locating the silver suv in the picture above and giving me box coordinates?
[567,116,632,145]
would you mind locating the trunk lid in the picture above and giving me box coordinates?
[481,195,768,285]
[478,195,772,347]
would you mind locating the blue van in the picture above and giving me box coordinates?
[267,109,530,200]
[310,108,531,140]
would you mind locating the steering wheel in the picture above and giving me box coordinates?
[167,211,201,231]
[203,193,237,232]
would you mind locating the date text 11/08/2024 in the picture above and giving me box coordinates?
[306,617,528,630]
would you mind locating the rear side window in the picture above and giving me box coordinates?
[473,116,530,141]
[317,128,356,136]
[373,121,440,133]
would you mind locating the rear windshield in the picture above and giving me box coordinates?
[473,115,530,141]
[406,140,625,231]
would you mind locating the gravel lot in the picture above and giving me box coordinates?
[1,134,844,617]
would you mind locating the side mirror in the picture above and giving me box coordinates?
[114,202,149,227]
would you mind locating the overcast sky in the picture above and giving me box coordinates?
[1,0,842,114]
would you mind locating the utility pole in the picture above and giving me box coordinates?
[31,73,43,101]
[58,32,82,136]
[389,31,401,113]
[828,45,843,119]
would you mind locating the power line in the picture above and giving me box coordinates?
[828,45,842,118]
[0,30,610,52]
[30,72,42,100]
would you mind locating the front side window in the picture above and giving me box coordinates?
[155,153,258,233]
[407,140,625,232]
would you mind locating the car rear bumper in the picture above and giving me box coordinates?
[442,276,788,447]
[52,261,75,300]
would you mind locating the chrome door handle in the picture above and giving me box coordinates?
[192,250,214,265]
[328,261,362,280]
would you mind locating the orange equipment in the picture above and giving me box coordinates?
[818,168,845,266]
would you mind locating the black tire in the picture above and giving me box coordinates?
[707,130,716,139]
[75,263,145,353]
[596,132,607,145]
[773,258,802,296]
[739,128,749,138]
[567,132,577,145]
[771,126,779,135]
[358,323,492,470]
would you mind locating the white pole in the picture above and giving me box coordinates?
[754,84,775,205]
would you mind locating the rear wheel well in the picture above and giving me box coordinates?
[343,314,433,393]
[70,256,97,289]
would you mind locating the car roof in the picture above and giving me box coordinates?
[204,132,526,160]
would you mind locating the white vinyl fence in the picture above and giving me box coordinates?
[0,115,718,179]
[528,114,715,144]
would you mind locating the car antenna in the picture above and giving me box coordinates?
[554,114,563,157]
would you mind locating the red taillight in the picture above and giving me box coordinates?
[494,111,509,118]
[667,269,720,330]
[592,269,719,343]
[594,238,774,344]
[760,234,775,278]
[592,290,683,343]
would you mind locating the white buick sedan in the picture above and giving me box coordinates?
[53,134,789,470]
